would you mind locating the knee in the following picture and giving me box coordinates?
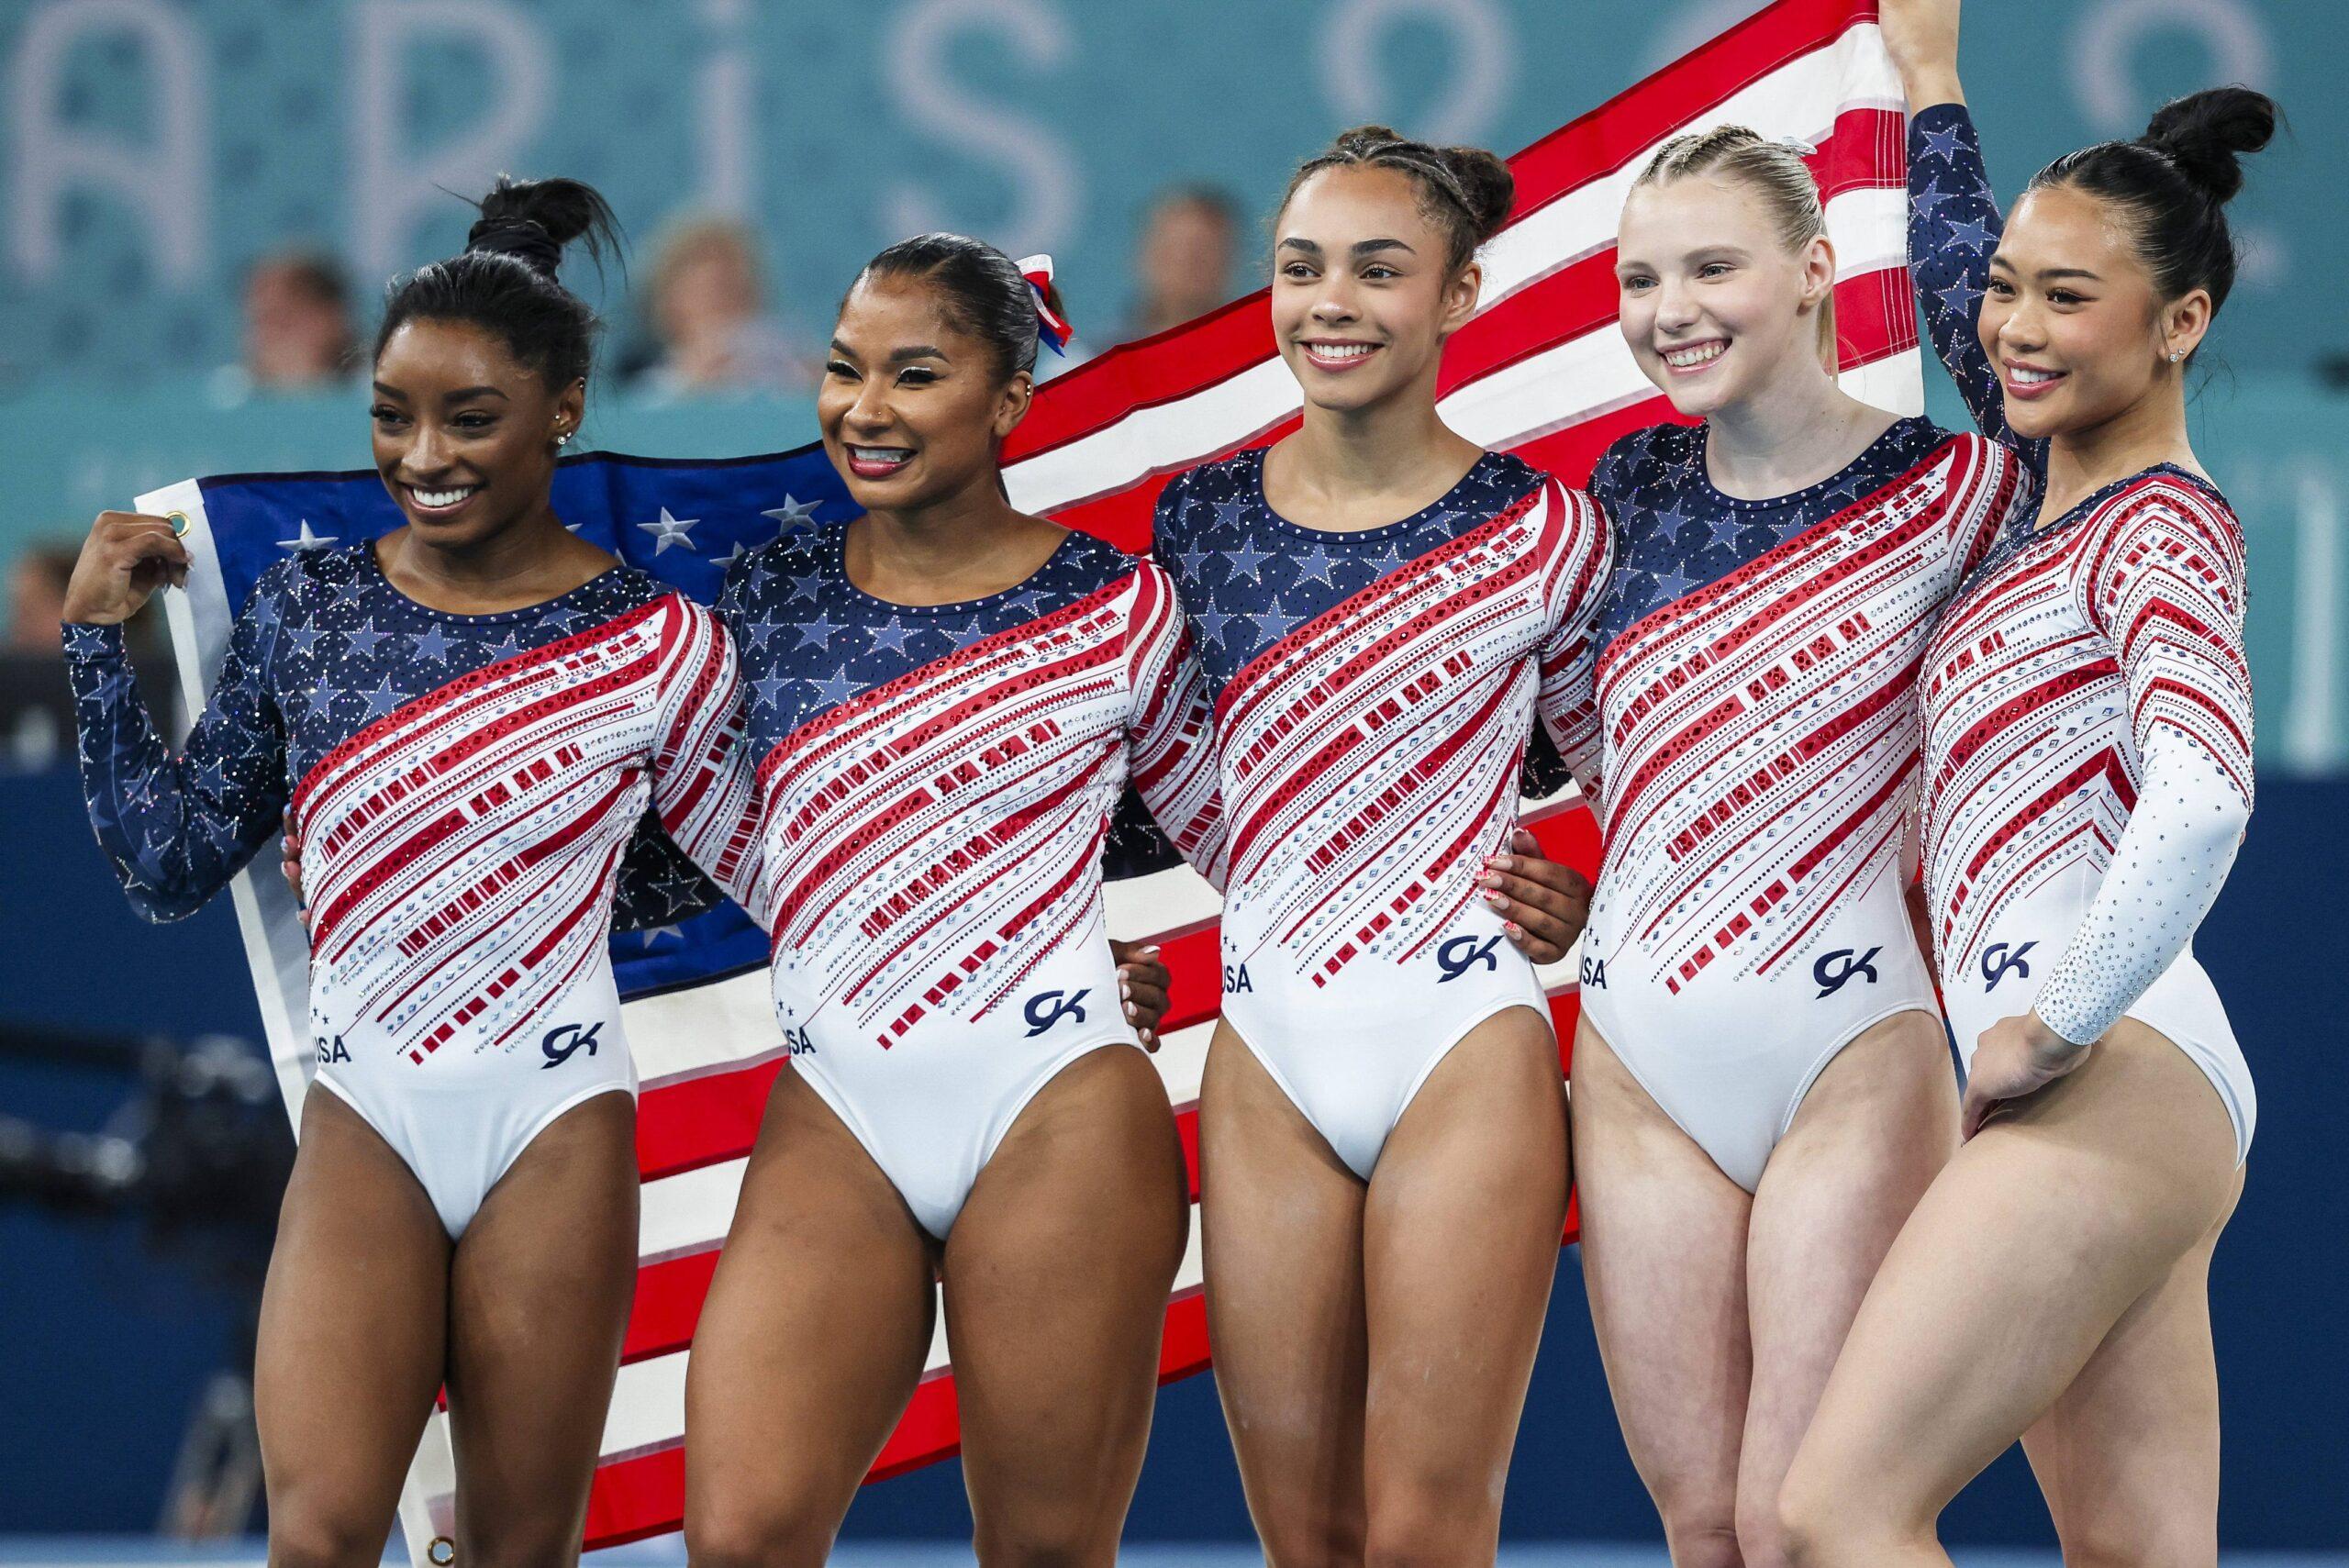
[1775,1463,1923,1568]
[683,1498,835,1568]
[1254,1505,1367,1568]
[264,1507,392,1568]
[1658,1515,1744,1568]
[1362,1482,1497,1568]
[970,1510,1113,1568]
[1734,1485,1793,1568]
[2057,1518,2215,1568]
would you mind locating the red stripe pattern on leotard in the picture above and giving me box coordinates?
[1591,433,2026,992]
[290,593,751,1067]
[1920,471,2254,1043]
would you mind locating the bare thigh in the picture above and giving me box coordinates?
[682,1066,938,1567]
[1197,1021,1370,1567]
[944,1043,1190,1566]
[443,1089,641,1568]
[255,1087,450,1568]
[1567,1018,1753,1558]
[1738,1010,1955,1559]
[2021,1162,2243,1568]
[1360,1004,1569,1563]
[1784,1018,2242,1561]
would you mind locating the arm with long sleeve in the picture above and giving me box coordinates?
[1908,102,2047,479]
[63,585,290,922]
[643,595,769,926]
[2031,491,2254,1045]
[1536,476,1615,806]
[1123,562,1229,892]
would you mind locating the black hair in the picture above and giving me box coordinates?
[373,175,623,389]
[1278,125,1514,272]
[850,232,1057,383]
[2029,86,2277,319]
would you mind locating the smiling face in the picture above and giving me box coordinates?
[1615,174,1836,419]
[1271,164,1480,415]
[371,317,579,548]
[818,272,1030,512]
[1978,183,2208,442]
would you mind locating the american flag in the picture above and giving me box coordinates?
[141,0,1917,1554]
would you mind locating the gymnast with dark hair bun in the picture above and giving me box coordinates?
[1781,2,2276,1561]
[60,176,760,1564]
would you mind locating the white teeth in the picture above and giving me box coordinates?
[410,485,477,508]
[2010,367,2060,384]
[1307,342,1377,360]
[1663,341,1726,368]
[849,445,911,463]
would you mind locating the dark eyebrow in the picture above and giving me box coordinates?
[1276,238,1322,256]
[828,339,947,364]
[1275,237,1417,260]
[1986,251,2102,284]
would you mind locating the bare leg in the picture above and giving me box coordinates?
[944,1044,1191,1566]
[256,1088,450,1568]
[1197,1022,1370,1567]
[1780,1019,2242,1567]
[1567,1018,1751,1568]
[1736,1010,1955,1568]
[442,1089,640,1567]
[2021,1163,2243,1568]
[683,1067,939,1568]
[1360,1005,1569,1566]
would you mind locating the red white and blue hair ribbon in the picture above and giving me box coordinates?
[1017,252,1074,357]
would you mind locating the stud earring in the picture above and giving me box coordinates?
[2168,350,2184,363]
[555,428,573,445]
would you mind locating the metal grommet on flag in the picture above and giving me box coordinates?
[427,1536,457,1565]
[165,510,191,538]
[1016,253,1073,358]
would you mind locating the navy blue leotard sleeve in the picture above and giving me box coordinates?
[64,580,291,922]
[1909,103,2047,480]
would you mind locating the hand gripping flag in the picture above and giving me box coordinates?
[139,0,1917,1555]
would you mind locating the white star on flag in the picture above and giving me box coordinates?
[638,506,701,555]
[276,518,339,552]
[761,495,820,532]
[713,537,754,571]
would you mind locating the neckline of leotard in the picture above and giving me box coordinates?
[1244,446,1517,542]
[2023,460,2224,541]
[360,539,627,626]
[822,518,1081,617]
[1688,415,1932,514]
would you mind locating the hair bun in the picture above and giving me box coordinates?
[1332,124,1407,159]
[465,175,620,279]
[2142,86,2277,204]
[1437,144,1515,243]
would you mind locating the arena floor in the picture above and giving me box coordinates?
[3,1545,2346,1566]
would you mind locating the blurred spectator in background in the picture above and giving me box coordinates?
[6,546,77,656]
[1120,183,1241,342]
[240,252,358,391]
[624,216,817,397]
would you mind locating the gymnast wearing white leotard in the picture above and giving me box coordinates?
[1569,417,2028,1189]
[69,535,751,1238]
[718,521,1225,1238]
[1908,101,2255,1159]
[1155,454,1607,1178]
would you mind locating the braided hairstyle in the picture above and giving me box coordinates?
[1631,125,1837,361]
[374,176,623,389]
[1278,125,1514,273]
[2028,87,2277,331]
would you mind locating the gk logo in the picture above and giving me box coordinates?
[1981,940,2038,992]
[1437,934,1504,983]
[1023,988,1090,1037]
[1813,946,1882,998]
[540,1021,604,1069]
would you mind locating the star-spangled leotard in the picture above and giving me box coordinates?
[1909,104,2255,1159]
[1154,449,1611,1179]
[1561,415,2031,1189]
[718,521,1224,1238]
[66,544,753,1234]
